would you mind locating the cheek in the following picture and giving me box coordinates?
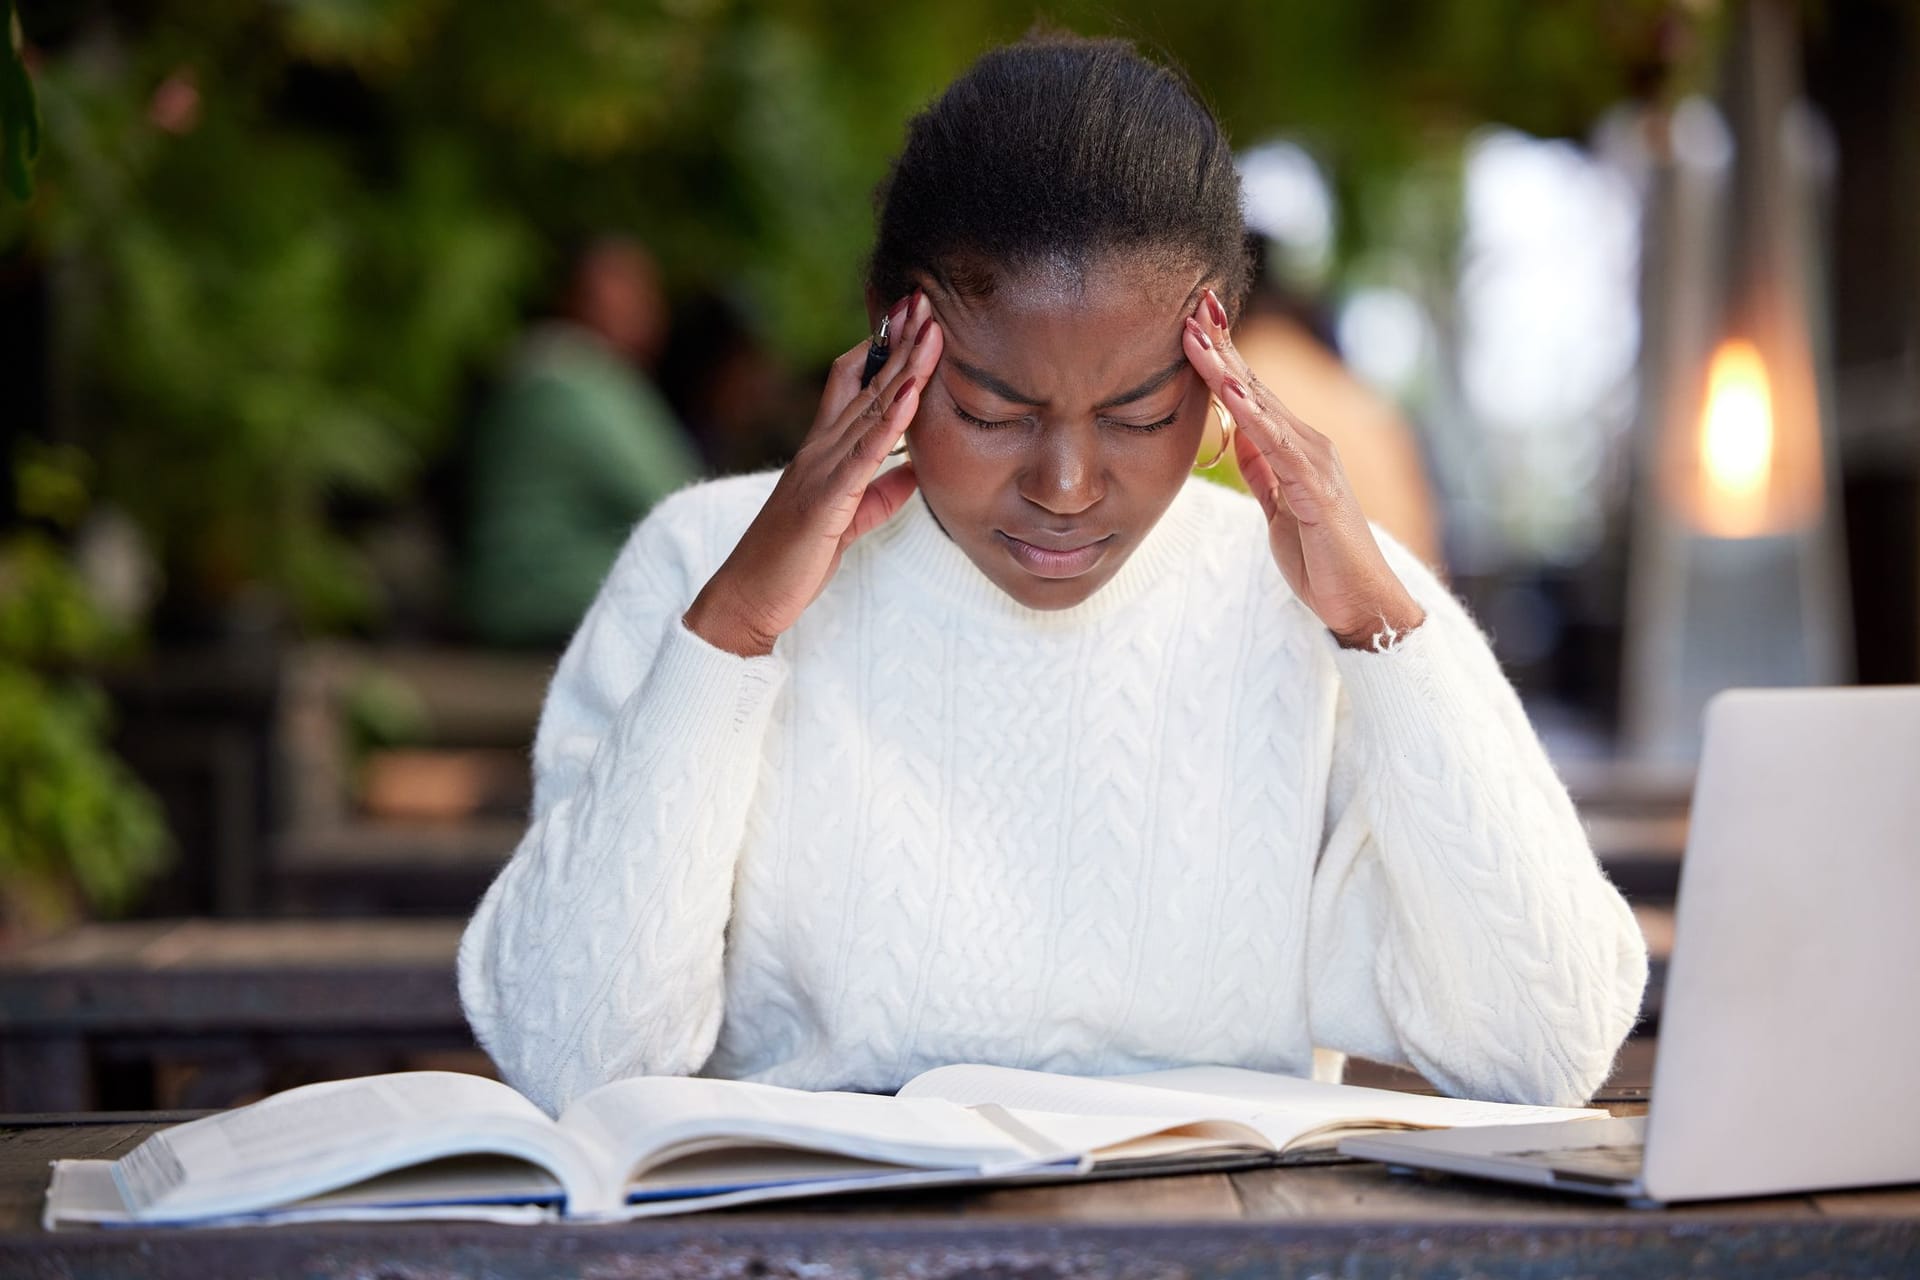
[905,411,1019,508]
[1111,390,1211,479]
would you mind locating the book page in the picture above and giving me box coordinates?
[627,1147,964,1201]
[44,1156,560,1229]
[901,1066,1280,1146]
[560,1075,1044,1190]
[605,1162,1078,1221]
[901,1063,1601,1152]
[1104,1065,1604,1131]
[291,1154,566,1211]
[903,1064,1256,1120]
[109,1071,617,1221]
[970,1100,1273,1161]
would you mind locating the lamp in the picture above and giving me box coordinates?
[1621,0,1853,762]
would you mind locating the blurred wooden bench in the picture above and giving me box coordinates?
[0,920,476,1113]
[269,646,1694,916]
[1560,758,1693,900]
[0,906,1674,1114]
[271,644,551,915]
[276,805,1690,919]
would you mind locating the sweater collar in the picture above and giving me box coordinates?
[865,473,1213,629]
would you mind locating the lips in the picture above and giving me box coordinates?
[998,530,1114,580]
[1007,530,1108,553]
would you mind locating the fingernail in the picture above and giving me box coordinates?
[1205,290,1229,330]
[889,295,910,328]
[1224,376,1247,398]
[912,318,933,348]
[891,376,918,407]
[1185,317,1212,350]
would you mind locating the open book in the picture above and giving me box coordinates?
[43,1064,1602,1228]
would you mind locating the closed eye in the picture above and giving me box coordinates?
[949,404,1180,434]
[1113,411,1181,434]
[949,403,1026,431]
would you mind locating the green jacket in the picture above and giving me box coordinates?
[463,324,705,647]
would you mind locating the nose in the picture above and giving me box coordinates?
[1018,421,1106,517]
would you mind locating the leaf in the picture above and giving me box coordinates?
[1,0,41,201]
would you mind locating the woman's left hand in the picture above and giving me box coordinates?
[1183,287,1427,650]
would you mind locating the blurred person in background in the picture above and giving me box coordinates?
[655,289,801,476]
[1232,240,1445,571]
[461,236,706,648]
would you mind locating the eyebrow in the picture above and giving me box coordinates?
[949,355,1191,411]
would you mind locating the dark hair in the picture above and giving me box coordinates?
[867,32,1251,318]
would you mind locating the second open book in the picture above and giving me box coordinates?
[44,1061,1602,1227]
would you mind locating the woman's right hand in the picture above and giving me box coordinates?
[683,290,943,657]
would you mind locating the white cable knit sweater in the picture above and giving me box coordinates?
[458,468,1648,1117]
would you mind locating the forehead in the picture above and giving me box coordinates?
[928,254,1206,405]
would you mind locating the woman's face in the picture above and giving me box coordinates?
[878,253,1216,611]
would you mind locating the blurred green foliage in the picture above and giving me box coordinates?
[3,2,39,198]
[1,445,170,934]
[1,0,1711,630]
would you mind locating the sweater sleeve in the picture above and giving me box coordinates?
[1304,528,1648,1107]
[457,483,788,1117]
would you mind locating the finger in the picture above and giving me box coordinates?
[1220,374,1338,527]
[815,292,914,434]
[845,459,920,545]
[832,298,938,446]
[834,322,942,486]
[1185,306,1326,504]
[1231,418,1286,524]
[864,288,934,400]
[1193,288,1336,452]
[1190,289,1294,429]
[1229,391,1323,526]
[1232,419,1307,549]
[853,290,936,409]
[1182,312,1283,455]
[1183,308,1260,410]
[1195,287,1256,384]
[816,338,877,435]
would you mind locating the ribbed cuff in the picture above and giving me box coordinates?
[617,617,789,760]
[1324,614,1460,772]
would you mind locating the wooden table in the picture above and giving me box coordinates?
[3,1104,1915,1278]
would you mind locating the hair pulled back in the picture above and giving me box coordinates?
[867,32,1251,317]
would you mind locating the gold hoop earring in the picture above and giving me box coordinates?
[1194,395,1236,471]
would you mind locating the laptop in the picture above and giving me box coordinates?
[1340,685,1920,1205]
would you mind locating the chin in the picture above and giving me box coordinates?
[1006,576,1102,611]
[987,552,1126,611]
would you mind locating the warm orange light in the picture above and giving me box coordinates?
[1694,339,1775,537]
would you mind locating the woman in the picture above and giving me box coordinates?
[458,33,1647,1119]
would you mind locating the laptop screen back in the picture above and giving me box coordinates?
[1643,685,1920,1202]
